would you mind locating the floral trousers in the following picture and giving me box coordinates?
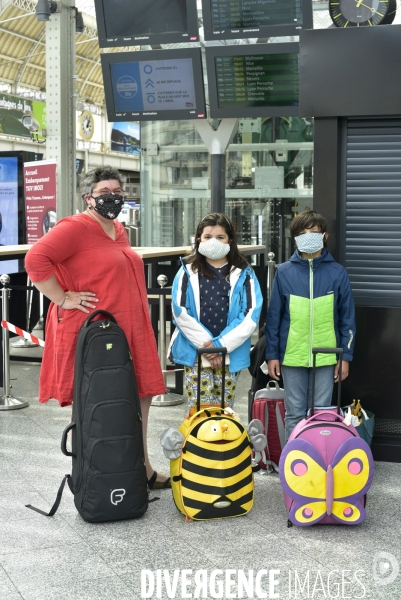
[184,365,239,411]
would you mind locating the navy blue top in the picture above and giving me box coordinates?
[199,264,230,336]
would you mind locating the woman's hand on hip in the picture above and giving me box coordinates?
[61,291,99,314]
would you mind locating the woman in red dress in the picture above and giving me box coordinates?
[25,166,170,489]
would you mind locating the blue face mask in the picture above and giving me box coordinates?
[295,232,325,255]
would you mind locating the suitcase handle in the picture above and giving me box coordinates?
[82,310,117,328]
[61,422,76,457]
[311,347,343,416]
[197,347,227,356]
[305,411,345,425]
[197,347,227,411]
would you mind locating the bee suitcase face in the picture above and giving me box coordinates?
[196,418,242,443]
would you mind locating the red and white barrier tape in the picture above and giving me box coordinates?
[0,324,183,357]
[1,320,45,348]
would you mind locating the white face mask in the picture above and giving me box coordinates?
[295,232,325,255]
[198,237,230,260]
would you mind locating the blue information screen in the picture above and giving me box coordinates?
[110,58,197,115]
[0,156,19,274]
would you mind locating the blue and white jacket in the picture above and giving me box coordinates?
[168,261,263,373]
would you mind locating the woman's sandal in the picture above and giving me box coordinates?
[147,471,171,490]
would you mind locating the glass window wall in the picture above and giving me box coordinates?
[141,116,314,263]
[141,120,211,247]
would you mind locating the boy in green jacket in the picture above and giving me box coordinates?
[265,210,356,441]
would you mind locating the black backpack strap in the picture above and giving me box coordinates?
[26,474,70,517]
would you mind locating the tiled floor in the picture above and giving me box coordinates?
[1,350,400,600]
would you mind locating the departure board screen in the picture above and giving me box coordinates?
[202,0,313,41]
[101,48,206,121]
[94,0,199,47]
[206,44,300,118]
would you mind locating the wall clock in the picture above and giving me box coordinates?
[79,110,94,140]
[329,0,396,27]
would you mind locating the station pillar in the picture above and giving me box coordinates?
[195,119,238,214]
[45,1,77,218]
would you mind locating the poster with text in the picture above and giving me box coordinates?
[24,160,57,244]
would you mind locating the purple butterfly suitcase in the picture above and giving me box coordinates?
[279,348,374,527]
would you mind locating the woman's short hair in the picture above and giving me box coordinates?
[290,210,328,240]
[80,166,126,199]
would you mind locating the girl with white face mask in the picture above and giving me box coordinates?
[169,213,263,415]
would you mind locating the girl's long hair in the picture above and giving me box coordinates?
[186,213,249,279]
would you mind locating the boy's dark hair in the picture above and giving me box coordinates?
[186,213,248,278]
[290,210,328,240]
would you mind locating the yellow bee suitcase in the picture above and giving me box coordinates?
[160,348,265,521]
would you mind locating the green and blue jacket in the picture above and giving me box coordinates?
[265,249,356,367]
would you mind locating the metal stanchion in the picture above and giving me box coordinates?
[0,275,29,410]
[266,251,276,308]
[33,292,44,331]
[11,275,38,347]
[152,274,184,407]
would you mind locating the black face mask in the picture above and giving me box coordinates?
[89,194,124,220]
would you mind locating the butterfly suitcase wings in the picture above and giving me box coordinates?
[279,348,374,527]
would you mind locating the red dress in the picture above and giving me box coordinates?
[25,213,166,406]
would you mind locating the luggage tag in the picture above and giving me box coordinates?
[260,362,269,375]
[343,408,352,426]
[222,406,240,421]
